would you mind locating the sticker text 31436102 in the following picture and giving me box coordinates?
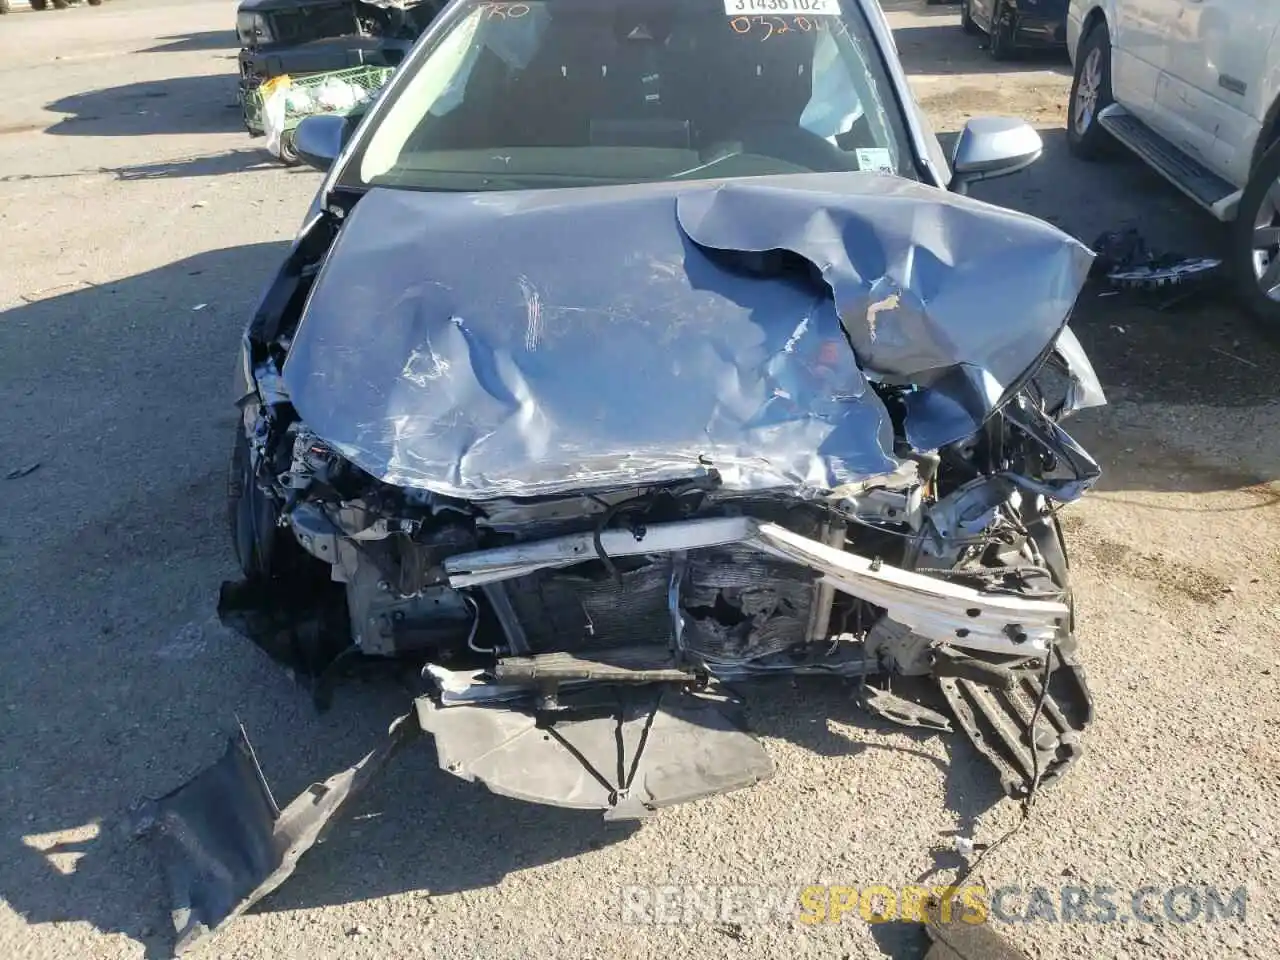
[724,0,841,17]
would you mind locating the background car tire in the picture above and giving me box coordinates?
[986,1,1017,61]
[1067,22,1115,159]
[959,0,979,35]
[1229,137,1280,336]
[227,425,304,581]
[28,0,48,7]
[52,0,69,8]
[278,129,302,167]
[88,0,103,5]
[0,0,11,15]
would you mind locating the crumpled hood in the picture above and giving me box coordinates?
[282,172,1094,500]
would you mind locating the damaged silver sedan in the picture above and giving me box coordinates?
[139,0,1105,951]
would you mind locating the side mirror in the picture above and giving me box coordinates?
[949,116,1043,194]
[293,114,348,172]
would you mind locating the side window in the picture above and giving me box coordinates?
[361,8,485,179]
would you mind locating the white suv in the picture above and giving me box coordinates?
[1065,1,1280,323]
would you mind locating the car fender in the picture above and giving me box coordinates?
[1066,0,1108,66]
[1247,18,1280,171]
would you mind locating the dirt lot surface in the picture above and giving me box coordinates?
[1,1,1278,959]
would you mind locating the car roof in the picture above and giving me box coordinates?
[238,0,368,14]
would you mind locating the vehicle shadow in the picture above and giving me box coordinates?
[0,243,1006,948]
[138,30,238,54]
[270,677,1003,960]
[966,125,1280,488]
[745,677,1004,854]
[0,664,644,960]
[44,75,242,137]
[109,149,280,179]
[0,149,279,182]
[1,165,1274,956]
[0,666,991,959]
[0,242,289,959]
[259,726,645,913]
[893,23,1071,77]
[747,677,1007,960]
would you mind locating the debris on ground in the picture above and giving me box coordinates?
[1210,346,1259,368]
[19,280,95,303]
[923,893,1030,960]
[1090,227,1221,298]
[4,462,41,480]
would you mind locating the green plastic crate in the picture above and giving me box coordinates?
[243,64,395,138]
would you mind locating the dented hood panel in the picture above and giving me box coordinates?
[282,173,1094,500]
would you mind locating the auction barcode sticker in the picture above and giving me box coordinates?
[724,0,840,15]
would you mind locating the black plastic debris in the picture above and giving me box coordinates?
[923,895,1029,960]
[858,682,953,733]
[3,462,41,480]
[134,715,418,955]
[416,684,775,818]
[1090,227,1221,290]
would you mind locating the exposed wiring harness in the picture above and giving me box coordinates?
[461,593,493,654]
[926,649,1056,959]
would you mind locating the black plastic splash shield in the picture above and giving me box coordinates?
[416,684,775,818]
[135,714,418,954]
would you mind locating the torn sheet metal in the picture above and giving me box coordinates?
[749,521,1066,657]
[674,175,1093,388]
[1047,324,1105,417]
[859,684,953,732]
[415,685,773,817]
[281,173,1093,500]
[136,715,417,955]
[444,516,749,587]
[999,398,1102,502]
[443,516,1068,658]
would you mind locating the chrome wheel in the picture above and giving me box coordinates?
[1252,179,1280,300]
[1074,49,1103,135]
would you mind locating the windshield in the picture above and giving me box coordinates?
[341,0,916,191]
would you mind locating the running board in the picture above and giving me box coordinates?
[1097,104,1241,220]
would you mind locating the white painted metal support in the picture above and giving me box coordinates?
[443,516,1066,657]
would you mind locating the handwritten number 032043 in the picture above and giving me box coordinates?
[729,14,820,39]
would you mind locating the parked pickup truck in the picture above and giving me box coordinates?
[1066,0,1280,327]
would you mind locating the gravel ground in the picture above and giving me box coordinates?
[1,2,1278,959]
